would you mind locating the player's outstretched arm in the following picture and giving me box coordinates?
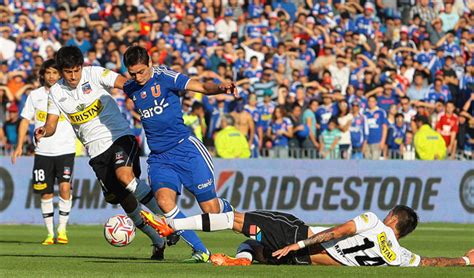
[272,220,357,260]
[34,114,59,143]
[419,249,473,267]
[185,79,239,97]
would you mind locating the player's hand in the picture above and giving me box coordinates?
[219,82,239,98]
[34,127,46,144]
[465,248,474,265]
[11,147,23,164]
[272,243,300,260]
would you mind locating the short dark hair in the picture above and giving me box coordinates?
[56,46,84,70]
[414,114,430,126]
[191,101,204,112]
[123,46,149,68]
[39,59,59,86]
[391,205,418,238]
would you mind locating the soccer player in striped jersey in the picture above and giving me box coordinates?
[123,46,238,262]
[143,206,474,267]
[34,46,168,260]
[12,59,76,245]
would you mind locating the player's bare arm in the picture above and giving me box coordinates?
[34,113,60,142]
[113,75,128,90]
[272,220,357,259]
[186,79,239,97]
[11,118,30,164]
[419,249,473,267]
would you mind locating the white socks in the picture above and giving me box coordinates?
[41,198,54,236]
[236,251,253,261]
[58,196,72,232]
[170,212,235,232]
[126,178,162,215]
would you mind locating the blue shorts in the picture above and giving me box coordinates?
[147,136,216,203]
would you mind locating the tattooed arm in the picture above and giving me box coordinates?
[419,249,473,267]
[272,220,357,259]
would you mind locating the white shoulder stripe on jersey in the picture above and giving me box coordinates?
[189,136,214,170]
[189,136,214,172]
[153,66,179,80]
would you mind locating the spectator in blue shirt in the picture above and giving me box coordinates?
[364,95,388,160]
[316,94,338,132]
[350,102,368,159]
[425,77,452,104]
[386,113,407,159]
[65,27,92,54]
[267,105,293,149]
[377,82,399,112]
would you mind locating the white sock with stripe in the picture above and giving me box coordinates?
[170,212,234,232]
[58,196,72,232]
[41,198,54,236]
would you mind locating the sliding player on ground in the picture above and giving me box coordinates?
[123,46,237,262]
[12,59,76,245]
[142,205,474,267]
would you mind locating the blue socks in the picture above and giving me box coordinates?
[219,198,233,213]
[164,206,208,254]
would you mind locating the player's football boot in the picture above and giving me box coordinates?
[166,232,180,246]
[140,210,174,237]
[183,250,210,263]
[57,230,68,244]
[41,234,55,245]
[150,243,165,260]
[210,253,252,266]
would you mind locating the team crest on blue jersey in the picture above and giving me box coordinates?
[81,82,92,94]
[141,91,147,99]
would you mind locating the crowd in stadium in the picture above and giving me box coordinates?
[0,0,473,160]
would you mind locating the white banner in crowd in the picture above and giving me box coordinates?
[0,157,473,224]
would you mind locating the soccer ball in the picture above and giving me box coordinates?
[104,215,136,247]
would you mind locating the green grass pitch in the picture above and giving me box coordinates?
[0,223,473,277]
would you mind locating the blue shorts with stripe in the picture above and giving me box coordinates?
[147,136,216,203]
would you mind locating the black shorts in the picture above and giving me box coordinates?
[242,210,311,265]
[32,153,75,194]
[88,135,141,204]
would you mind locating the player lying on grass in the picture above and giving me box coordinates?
[141,205,473,267]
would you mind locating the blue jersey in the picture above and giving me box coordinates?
[315,104,338,132]
[364,108,388,144]
[355,15,374,37]
[425,85,452,103]
[271,117,293,147]
[257,102,275,133]
[123,66,191,154]
[387,123,407,150]
[350,114,368,148]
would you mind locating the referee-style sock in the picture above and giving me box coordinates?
[41,198,55,236]
[126,178,163,215]
[218,198,233,213]
[165,206,209,254]
[127,204,165,248]
[58,196,72,232]
[170,212,234,232]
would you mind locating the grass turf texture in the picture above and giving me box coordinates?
[0,223,472,277]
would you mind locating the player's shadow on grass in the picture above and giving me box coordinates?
[0,254,148,261]
[0,240,40,244]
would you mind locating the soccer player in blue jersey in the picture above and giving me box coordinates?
[123,46,237,262]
